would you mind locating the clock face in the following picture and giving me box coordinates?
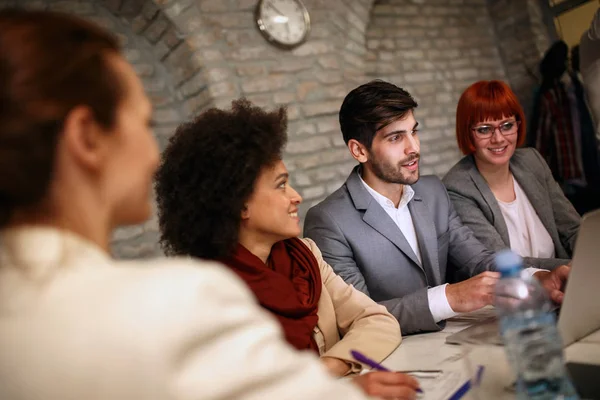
[256,0,310,49]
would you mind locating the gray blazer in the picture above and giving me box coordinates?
[304,166,496,335]
[442,148,580,270]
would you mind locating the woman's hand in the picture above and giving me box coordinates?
[320,357,352,377]
[352,371,421,399]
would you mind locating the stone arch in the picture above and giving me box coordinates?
[0,0,220,258]
[95,0,245,257]
[98,0,223,123]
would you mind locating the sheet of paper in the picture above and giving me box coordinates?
[412,368,470,400]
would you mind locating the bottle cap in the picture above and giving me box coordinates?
[495,249,523,273]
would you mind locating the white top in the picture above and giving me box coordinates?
[358,174,457,323]
[0,227,369,400]
[497,178,556,259]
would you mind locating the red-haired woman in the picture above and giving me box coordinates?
[443,80,580,270]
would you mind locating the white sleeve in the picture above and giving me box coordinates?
[522,267,547,278]
[169,262,371,400]
[427,284,459,323]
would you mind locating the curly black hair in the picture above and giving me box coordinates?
[155,99,288,259]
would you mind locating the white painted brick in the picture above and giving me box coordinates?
[301,186,326,201]
[287,136,331,154]
[29,0,540,259]
[302,101,340,117]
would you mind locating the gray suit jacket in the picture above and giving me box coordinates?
[304,166,496,335]
[442,148,580,270]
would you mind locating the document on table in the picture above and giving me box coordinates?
[411,368,471,400]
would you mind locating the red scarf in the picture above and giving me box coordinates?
[221,238,322,353]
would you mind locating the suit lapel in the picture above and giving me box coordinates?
[408,196,442,286]
[345,166,423,269]
[362,205,422,267]
[511,164,557,237]
[468,163,511,246]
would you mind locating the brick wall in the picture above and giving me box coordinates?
[0,0,553,258]
[489,0,553,118]
[0,0,203,257]
[366,0,507,176]
[193,0,380,218]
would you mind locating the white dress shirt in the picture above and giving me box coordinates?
[358,173,457,322]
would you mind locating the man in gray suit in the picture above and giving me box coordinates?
[304,80,570,335]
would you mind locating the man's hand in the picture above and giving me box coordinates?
[534,265,570,304]
[446,271,501,313]
[352,371,420,400]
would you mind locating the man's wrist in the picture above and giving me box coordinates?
[533,270,550,281]
[428,284,458,322]
[445,283,455,310]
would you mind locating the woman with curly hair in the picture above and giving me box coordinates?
[156,99,419,399]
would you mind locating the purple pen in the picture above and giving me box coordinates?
[350,350,423,394]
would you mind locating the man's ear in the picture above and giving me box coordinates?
[61,105,109,172]
[347,139,369,163]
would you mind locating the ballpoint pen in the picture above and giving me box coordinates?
[350,350,424,394]
[447,365,485,400]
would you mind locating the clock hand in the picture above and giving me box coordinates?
[266,2,286,16]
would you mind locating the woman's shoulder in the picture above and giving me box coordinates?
[442,154,477,192]
[511,147,548,176]
[112,257,253,300]
[298,237,325,262]
[297,237,329,275]
[511,147,543,164]
[298,237,317,252]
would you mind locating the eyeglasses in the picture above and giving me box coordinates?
[471,120,519,139]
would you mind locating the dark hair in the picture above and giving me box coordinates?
[0,9,122,226]
[155,99,288,259]
[571,45,580,73]
[339,80,418,149]
[539,40,568,89]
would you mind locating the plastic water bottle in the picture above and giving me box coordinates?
[494,249,579,400]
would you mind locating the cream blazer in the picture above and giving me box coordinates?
[300,238,401,371]
[0,227,371,400]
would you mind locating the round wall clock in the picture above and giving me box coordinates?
[255,0,311,49]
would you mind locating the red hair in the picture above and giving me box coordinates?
[455,80,526,155]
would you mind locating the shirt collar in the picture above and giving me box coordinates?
[0,226,110,277]
[357,170,415,210]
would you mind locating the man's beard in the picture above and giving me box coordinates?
[369,154,420,185]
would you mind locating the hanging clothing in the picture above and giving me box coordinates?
[534,76,584,183]
[571,71,600,189]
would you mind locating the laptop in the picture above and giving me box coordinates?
[446,209,600,347]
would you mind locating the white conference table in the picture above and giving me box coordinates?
[381,308,600,399]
